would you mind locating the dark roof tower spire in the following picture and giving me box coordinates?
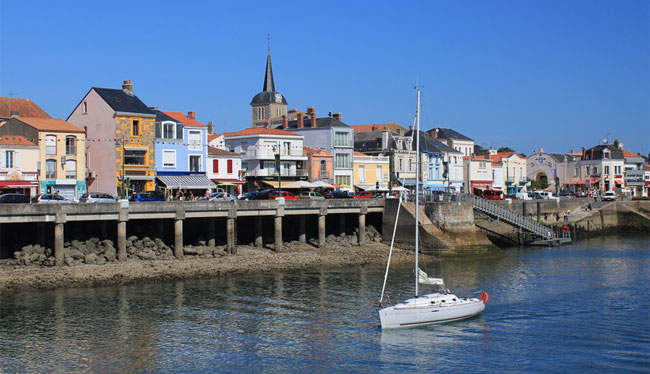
[263,34,275,92]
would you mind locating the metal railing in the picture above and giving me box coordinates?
[456,193,555,240]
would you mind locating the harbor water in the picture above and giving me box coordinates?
[1,235,648,373]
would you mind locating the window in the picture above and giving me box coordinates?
[335,132,350,147]
[46,135,56,155]
[5,151,14,168]
[227,159,233,174]
[162,150,176,168]
[604,166,609,175]
[319,160,327,178]
[132,120,140,136]
[213,159,219,173]
[479,161,486,169]
[65,160,76,179]
[188,130,201,151]
[335,153,350,168]
[409,159,413,172]
[46,159,56,179]
[603,151,610,159]
[377,166,383,182]
[359,165,366,183]
[124,150,146,165]
[189,155,201,172]
[163,122,175,139]
[335,175,351,187]
[257,107,264,120]
[574,168,579,177]
[66,136,76,156]
[82,101,87,114]
[615,166,621,174]
[593,167,598,175]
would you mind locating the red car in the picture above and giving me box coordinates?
[268,191,299,200]
[354,191,374,199]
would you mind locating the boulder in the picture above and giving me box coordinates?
[104,246,117,262]
[64,256,74,267]
[69,249,84,260]
[184,246,199,255]
[44,257,56,267]
[95,256,107,265]
[45,247,53,257]
[29,253,41,263]
[85,240,97,251]
[84,252,97,264]
[137,250,156,260]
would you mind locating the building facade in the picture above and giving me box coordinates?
[353,151,389,191]
[68,81,156,196]
[0,136,39,197]
[0,117,86,199]
[304,147,333,183]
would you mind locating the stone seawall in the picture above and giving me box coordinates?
[382,199,498,256]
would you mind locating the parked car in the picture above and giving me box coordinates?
[269,190,299,200]
[325,191,353,199]
[558,192,574,198]
[0,193,29,203]
[239,191,261,200]
[515,192,532,200]
[603,190,617,202]
[300,191,324,200]
[129,191,165,202]
[79,192,116,203]
[203,192,236,201]
[532,191,558,200]
[355,191,375,199]
[31,194,72,204]
[482,190,505,200]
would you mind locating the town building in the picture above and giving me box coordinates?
[0,117,86,199]
[223,127,307,192]
[0,136,39,197]
[463,155,494,193]
[404,129,463,192]
[577,142,626,192]
[276,107,355,191]
[527,147,578,193]
[351,123,408,136]
[426,127,475,157]
[154,111,214,194]
[68,80,156,196]
[303,147,333,183]
[353,151,390,191]
[489,152,528,196]
[207,146,243,195]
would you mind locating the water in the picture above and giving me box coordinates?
[1,235,649,373]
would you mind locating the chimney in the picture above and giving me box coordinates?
[187,111,196,120]
[282,115,288,129]
[297,112,304,128]
[582,147,586,158]
[122,80,133,93]
[333,112,342,121]
[207,121,214,135]
[308,107,317,128]
[288,108,297,114]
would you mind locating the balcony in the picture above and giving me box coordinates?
[318,171,330,179]
[245,169,308,177]
[244,148,305,159]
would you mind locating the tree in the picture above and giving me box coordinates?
[498,147,515,153]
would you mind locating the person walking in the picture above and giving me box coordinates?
[563,211,569,222]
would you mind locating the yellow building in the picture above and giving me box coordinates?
[353,151,390,191]
[0,117,86,199]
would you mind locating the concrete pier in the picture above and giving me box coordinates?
[298,217,306,243]
[117,209,128,261]
[255,216,263,247]
[174,210,184,258]
[359,206,367,245]
[54,213,65,266]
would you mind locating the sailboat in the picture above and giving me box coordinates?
[378,88,488,329]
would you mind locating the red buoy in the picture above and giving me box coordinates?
[480,292,489,303]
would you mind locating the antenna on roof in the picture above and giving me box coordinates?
[267,33,271,53]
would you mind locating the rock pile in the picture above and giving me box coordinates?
[10,235,229,267]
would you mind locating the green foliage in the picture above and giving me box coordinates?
[530,179,549,190]
[498,147,515,153]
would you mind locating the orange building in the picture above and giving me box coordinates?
[304,147,333,183]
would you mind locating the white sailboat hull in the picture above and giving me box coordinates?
[379,293,485,329]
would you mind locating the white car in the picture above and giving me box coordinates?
[603,191,616,202]
[515,192,532,200]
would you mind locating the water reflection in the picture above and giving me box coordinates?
[0,235,648,373]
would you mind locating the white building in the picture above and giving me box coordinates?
[224,127,307,192]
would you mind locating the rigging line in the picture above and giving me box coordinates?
[379,197,402,305]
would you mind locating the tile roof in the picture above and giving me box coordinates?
[13,117,84,133]
[354,151,368,156]
[281,116,349,129]
[351,123,407,134]
[208,146,240,156]
[0,135,37,146]
[208,134,221,142]
[303,147,331,156]
[494,151,525,159]
[163,111,206,127]
[0,97,51,119]
[224,127,300,137]
[427,127,473,141]
[92,88,154,115]
[622,150,643,158]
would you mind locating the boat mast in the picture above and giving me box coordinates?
[414,87,421,298]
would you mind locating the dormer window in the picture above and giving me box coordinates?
[603,151,610,159]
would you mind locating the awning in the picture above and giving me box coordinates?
[425,186,445,191]
[0,180,38,188]
[261,180,306,189]
[212,178,245,185]
[157,175,216,189]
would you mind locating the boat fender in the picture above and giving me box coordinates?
[480,292,489,303]
[562,226,570,233]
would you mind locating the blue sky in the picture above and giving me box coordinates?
[1,0,648,155]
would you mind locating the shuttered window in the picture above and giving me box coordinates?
[227,159,233,174]
[213,159,219,173]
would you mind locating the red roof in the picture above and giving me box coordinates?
[208,146,239,156]
[12,117,84,133]
[162,111,206,127]
[351,123,406,134]
[0,135,37,146]
[354,151,368,156]
[303,146,331,156]
[224,127,300,137]
[207,134,221,142]
[0,97,51,119]
[622,149,643,158]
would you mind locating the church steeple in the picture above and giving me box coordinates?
[263,50,275,92]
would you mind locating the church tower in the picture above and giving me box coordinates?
[250,47,287,127]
